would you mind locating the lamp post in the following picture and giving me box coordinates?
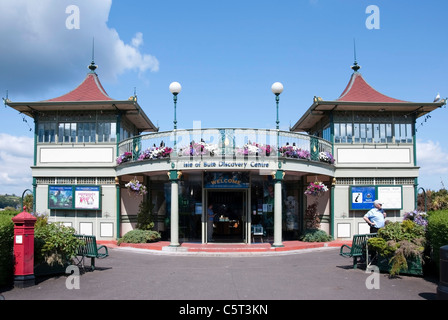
[168,81,182,247]
[169,82,182,130]
[271,82,283,130]
[271,82,284,248]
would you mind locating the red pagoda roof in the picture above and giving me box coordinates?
[336,71,407,103]
[46,71,113,102]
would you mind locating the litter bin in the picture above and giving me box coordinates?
[437,245,448,300]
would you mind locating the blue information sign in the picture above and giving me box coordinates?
[351,186,376,210]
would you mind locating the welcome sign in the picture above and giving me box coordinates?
[204,172,250,189]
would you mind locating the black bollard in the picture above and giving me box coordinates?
[437,245,448,300]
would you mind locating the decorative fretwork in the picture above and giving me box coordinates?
[335,177,415,186]
[36,177,116,185]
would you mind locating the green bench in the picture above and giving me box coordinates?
[74,234,109,271]
[339,233,377,269]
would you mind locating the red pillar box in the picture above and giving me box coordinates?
[12,207,37,288]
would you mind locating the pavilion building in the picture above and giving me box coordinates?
[6,60,445,246]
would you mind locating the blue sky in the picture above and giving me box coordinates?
[0,0,447,196]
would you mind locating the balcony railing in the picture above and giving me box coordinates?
[117,128,334,165]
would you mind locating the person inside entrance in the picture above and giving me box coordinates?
[207,191,245,243]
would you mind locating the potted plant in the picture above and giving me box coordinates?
[367,220,426,276]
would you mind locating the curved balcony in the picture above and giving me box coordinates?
[116,129,334,177]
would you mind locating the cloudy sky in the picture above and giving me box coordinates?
[0,0,448,196]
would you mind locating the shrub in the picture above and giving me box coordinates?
[299,229,332,242]
[368,221,426,276]
[34,221,82,266]
[427,210,448,267]
[0,213,15,286]
[136,200,154,231]
[118,229,161,245]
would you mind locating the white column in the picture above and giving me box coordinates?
[168,169,181,247]
[273,172,284,247]
[170,180,179,247]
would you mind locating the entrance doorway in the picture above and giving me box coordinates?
[206,190,247,243]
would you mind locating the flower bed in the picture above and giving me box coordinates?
[279,145,310,160]
[319,151,335,164]
[116,151,132,165]
[236,142,272,157]
[138,146,173,160]
[179,141,219,157]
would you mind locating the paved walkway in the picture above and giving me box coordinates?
[104,239,353,253]
[0,241,440,304]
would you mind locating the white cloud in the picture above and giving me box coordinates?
[417,139,448,190]
[417,140,448,172]
[0,0,159,98]
[0,134,33,195]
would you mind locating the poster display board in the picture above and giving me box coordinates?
[74,186,101,210]
[48,186,74,209]
[350,185,402,210]
[377,186,402,210]
[48,185,101,210]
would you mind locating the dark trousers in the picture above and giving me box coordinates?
[370,226,379,234]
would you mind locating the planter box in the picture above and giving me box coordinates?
[34,262,70,277]
[0,263,13,287]
[377,255,423,276]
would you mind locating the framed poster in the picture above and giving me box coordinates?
[48,186,74,209]
[377,186,402,210]
[350,186,376,210]
[74,186,101,210]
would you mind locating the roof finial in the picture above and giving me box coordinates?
[88,37,98,72]
[351,39,361,72]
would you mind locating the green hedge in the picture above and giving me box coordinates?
[118,229,161,245]
[299,229,332,242]
[0,211,16,287]
[427,210,448,267]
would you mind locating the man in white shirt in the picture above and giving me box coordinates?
[363,200,386,233]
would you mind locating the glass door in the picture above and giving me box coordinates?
[205,190,248,243]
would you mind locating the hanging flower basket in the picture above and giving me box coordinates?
[304,181,328,197]
[125,179,147,196]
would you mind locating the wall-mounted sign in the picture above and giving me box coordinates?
[204,172,250,189]
[350,185,402,210]
[74,186,101,210]
[377,186,402,210]
[48,185,101,210]
[48,186,74,209]
[350,186,376,210]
